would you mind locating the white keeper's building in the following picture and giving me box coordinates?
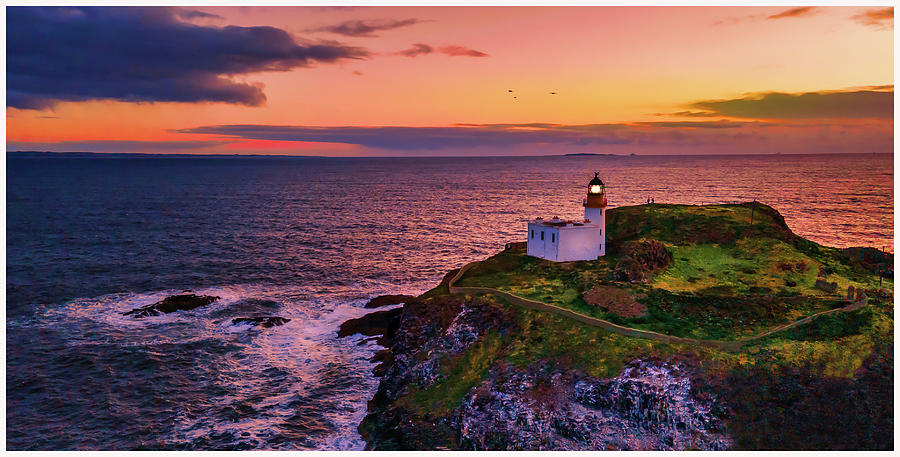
[526,173,608,262]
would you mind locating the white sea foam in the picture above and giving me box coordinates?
[29,283,417,450]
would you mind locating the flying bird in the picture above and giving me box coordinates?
[508,89,513,93]
[550,91,557,95]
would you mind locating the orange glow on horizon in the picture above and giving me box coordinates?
[6,6,893,155]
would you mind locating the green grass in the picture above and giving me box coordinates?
[452,203,891,342]
[400,331,507,415]
[456,247,850,340]
[404,202,894,418]
[654,238,889,297]
[503,306,687,378]
[606,202,794,246]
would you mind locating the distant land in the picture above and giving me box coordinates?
[562,153,622,156]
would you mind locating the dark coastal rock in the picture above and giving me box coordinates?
[365,294,418,309]
[210,298,281,318]
[123,293,220,318]
[451,360,732,450]
[232,316,291,328]
[356,294,730,450]
[338,308,404,339]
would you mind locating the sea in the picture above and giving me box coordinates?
[6,153,893,450]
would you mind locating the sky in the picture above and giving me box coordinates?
[5,5,894,156]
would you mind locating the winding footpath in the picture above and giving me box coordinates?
[448,261,868,351]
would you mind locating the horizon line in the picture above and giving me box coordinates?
[6,150,893,159]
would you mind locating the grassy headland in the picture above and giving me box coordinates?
[365,202,893,449]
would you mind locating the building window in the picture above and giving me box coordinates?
[540,231,544,240]
[551,233,555,243]
[530,229,534,239]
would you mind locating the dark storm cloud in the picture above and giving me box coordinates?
[7,7,369,109]
[852,7,893,28]
[768,7,817,19]
[688,89,894,119]
[438,46,489,57]
[309,18,421,37]
[395,43,434,57]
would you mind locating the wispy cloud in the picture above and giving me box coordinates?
[7,7,369,110]
[716,6,819,26]
[171,120,816,151]
[394,43,488,58]
[309,18,421,37]
[438,45,488,57]
[175,123,653,150]
[768,6,817,20]
[655,110,720,118]
[633,120,773,129]
[395,43,433,57]
[687,88,893,119]
[7,139,232,153]
[852,7,893,29]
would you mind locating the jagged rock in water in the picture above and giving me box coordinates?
[232,316,291,328]
[337,308,403,338]
[123,294,220,318]
[210,298,281,318]
[365,294,418,309]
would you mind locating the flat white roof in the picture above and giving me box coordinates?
[528,220,599,230]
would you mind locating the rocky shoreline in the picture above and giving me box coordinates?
[341,270,892,450]
[341,279,734,450]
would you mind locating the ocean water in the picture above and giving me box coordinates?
[6,153,893,450]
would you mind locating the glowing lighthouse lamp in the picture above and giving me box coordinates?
[526,173,608,262]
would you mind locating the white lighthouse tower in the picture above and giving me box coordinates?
[584,172,608,256]
[526,173,608,262]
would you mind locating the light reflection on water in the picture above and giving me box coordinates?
[6,153,893,449]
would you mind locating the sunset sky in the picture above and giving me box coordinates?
[6,5,894,156]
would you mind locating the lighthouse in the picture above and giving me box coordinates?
[583,172,608,256]
[526,173,608,262]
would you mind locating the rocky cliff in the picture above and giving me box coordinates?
[350,289,733,450]
[345,203,893,450]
